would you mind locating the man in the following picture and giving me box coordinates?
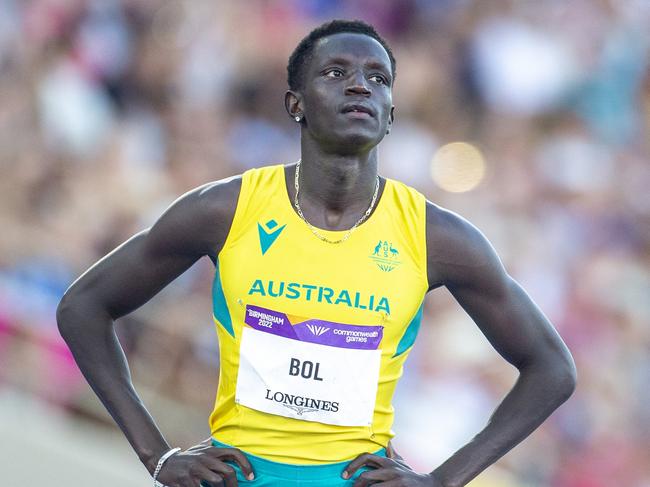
[57,20,576,487]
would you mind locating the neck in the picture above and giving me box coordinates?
[299,137,379,210]
[287,139,382,231]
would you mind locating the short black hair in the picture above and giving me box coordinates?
[287,19,396,91]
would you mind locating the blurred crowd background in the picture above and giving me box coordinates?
[1,0,649,486]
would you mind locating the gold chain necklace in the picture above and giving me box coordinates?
[293,160,380,244]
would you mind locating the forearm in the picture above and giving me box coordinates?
[431,361,576,487]
[57,295,170,474]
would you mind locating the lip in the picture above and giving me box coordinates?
[341,103,375,118]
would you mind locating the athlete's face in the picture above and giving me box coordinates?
[287,33,395,153]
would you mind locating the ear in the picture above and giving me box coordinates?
[386,105,395,135]
[285,90,304,121]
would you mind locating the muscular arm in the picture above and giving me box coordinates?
[426,203,576,487]
[56,177,241,474]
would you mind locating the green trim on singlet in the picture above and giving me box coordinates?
[392,302,424,358]
[207,439,386,486]
[212,258,235,337]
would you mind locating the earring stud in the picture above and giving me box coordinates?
[295,115,301,122]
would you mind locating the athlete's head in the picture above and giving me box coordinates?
[285,20,396,154]
[287,20,396,92]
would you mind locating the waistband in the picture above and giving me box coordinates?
[211,439,387,480]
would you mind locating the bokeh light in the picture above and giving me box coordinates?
[430,142,486,193]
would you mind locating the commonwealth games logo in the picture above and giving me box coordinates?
[369,240,402,272]
[306,324,330,336]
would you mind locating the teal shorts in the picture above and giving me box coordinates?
[201,439,387,486]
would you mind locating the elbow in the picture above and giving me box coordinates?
[557,353,577,401]
[57,286,112,342]
[521,348,577,404]
[56,291,77,340]
[56,286,95,340]
[544,350,577,405]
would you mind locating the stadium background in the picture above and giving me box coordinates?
[1,1,649,486]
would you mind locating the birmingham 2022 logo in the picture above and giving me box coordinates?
[370,240,401,272]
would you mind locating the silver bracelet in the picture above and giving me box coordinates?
[153,447,181,487]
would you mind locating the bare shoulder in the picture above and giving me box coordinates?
[425,200,505,290]
[147,175,243,260]
[184,175,242,223]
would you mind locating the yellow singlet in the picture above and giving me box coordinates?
[209,164,428,464]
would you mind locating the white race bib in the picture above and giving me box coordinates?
[235,305,384,427]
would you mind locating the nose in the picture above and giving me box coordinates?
[345,71,371,96]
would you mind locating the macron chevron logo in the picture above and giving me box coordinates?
[258,219,286,255]
[306,324,330,336]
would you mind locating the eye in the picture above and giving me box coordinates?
[370,74,387,85]
[324,69,344,78]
